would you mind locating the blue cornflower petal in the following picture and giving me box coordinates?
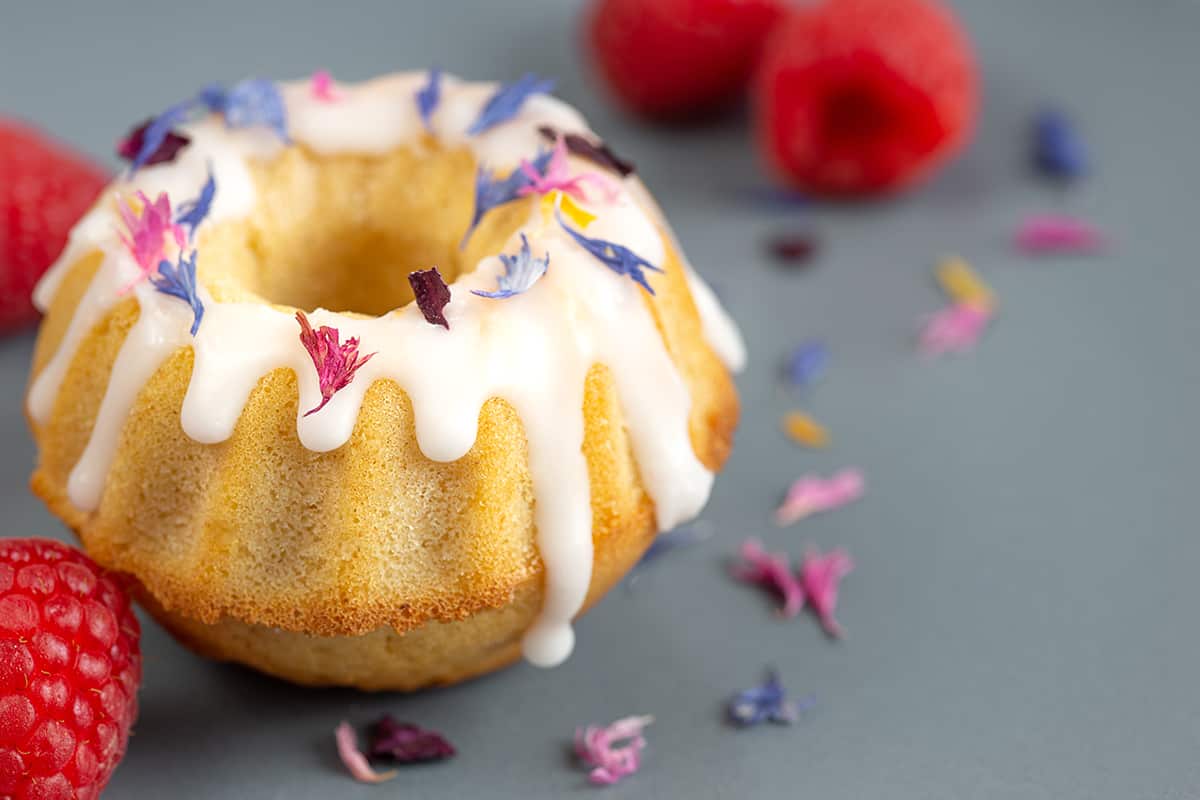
[461,148,553,248]
[556,212,662,295]
[467,74,555,136]
[727,671,811,728]
[175,168,216,240]
[472,234,549,299]
[220,79,289,141]
[786,340,828,388]
[150,251,205,336]
[1033,108,1087,180]
[416,68,443,131]
[130,100,195,172]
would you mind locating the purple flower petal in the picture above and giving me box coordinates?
[557,212,662,294]
[367,715,455,764]
[117,117,191,169]
[538,125,635,177]
[728,670,812,727]
[471,234,549,299]
[409,267,452,329]
[217,78,289,141]
[462,148,553,247]
[150,251,205,336]
[296,311,375,416]
[174,168,216,240]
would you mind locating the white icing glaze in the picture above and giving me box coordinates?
[29,72,743,668]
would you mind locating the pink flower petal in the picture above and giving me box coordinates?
[1015,214,1105,255]
[775,469,865,526]
[918,302,993,357]
[517,135,619,203]
[116,190,186,294]
[296,312,376,416]
[335,721,396,784]
[574,715,652,787]
[730,538,805,617]
[310,69,343,102]
[798,546,855,638]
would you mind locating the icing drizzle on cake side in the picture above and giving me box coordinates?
[28,72,746,668]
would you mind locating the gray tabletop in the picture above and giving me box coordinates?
[3,1,1200,798]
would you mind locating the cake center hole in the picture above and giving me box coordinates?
[197,143,530,316]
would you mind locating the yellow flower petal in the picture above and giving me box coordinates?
[542,191,596,229]
[782,411,829,449]
[936,256,994,310]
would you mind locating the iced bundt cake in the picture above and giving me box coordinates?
[26,71,744,690]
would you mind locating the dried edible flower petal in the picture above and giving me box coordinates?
[174,168,216,240]
[782,410,828,448]
[768,234,819,265]
[409,267,452,329]
[537,126,635,177]
[463,149,553,246]
[919,302,993,356]
[467,73,554,135]
[296,311,376,416]
[575,715,652,787]
[117,117,190,169]
[471,234,549,299]
[517,136,617,202]
[209,78,289,141]
[557,212,662,294]
[124,102,194,172]
[775,469,864,527]
[416,67,442,130]
[116,191,185,293]
[150,251,205,336]
[728,670,812,727]
[310,69,341,102]
[935,255,993,310]
[730,538,804,618]
[367,715,455,764]
[1032,108,1087,181]
[1015,214,1105,255]
[799,546,854,638]
[541,191,596,229]
[335,721,396,784]
[785,340,828,388]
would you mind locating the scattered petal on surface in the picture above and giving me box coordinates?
[1032,108,1087,181]
[782,410,829,448]
[537,125,635,177]
[768,234,819,265]
[335,721,396,784]
[558,212,662,294]
[117,117,190,169]
[799,546,854,638]
[919,302,994,356]
[775,469,865,527]
[150,251,205,335]
[730,538,805,618]
[463,149,553,246]
[785,340,828,389]
[296,311,376,417]
[1015,214,1105,255]
[310,69,342,102]
[409,267,452,329]
[935,256,993,310]
[471,234,549,299]
[728,670,813,727]
[416,68,443,130]
[116,191,185,293]
[517,136,617,203]
[368,715,456,764]
[575,715,653,787]
[467,73,555,135]
[174,168,216,240]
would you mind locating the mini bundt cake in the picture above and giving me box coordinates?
[26,71,744,690]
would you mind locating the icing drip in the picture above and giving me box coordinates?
[28,72,743,668]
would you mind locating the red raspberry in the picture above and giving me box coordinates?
[755,0,979,196]
[587,0,785,121]
[0,120,108,334]
[0,539,140,800]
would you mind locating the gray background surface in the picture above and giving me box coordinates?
[3,1,1200,797]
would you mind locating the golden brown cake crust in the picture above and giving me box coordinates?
[27,144,739,690]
